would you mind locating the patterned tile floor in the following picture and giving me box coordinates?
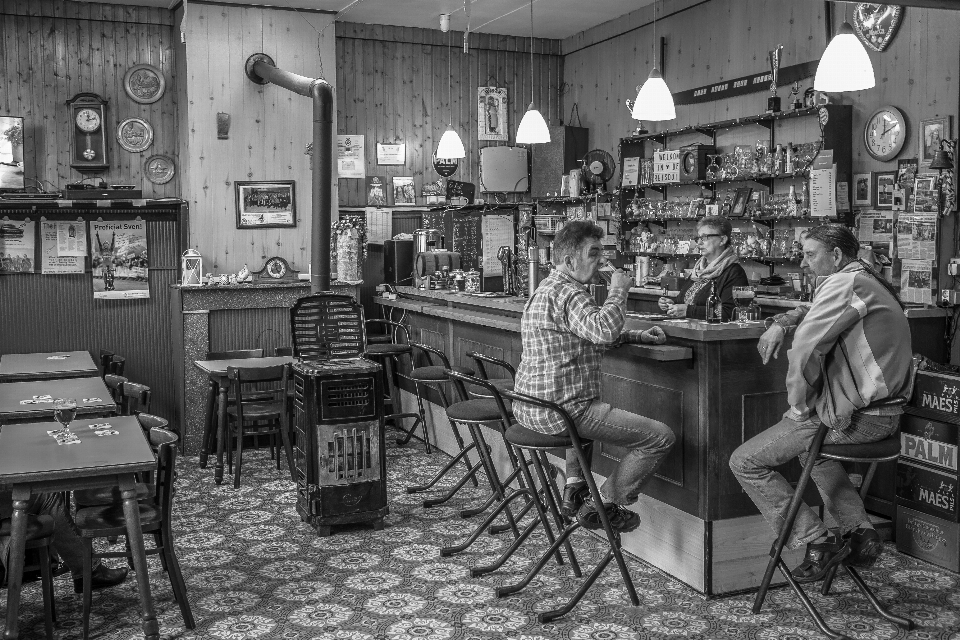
[5,428,960,639]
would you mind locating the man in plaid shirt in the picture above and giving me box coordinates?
[515,221,675,532]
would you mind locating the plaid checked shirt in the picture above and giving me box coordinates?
[515,269,643,434]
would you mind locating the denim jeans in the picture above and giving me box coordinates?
[565,401,676,505]
[1,491,94,578]
[729,412,899,549]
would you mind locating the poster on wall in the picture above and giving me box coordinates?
[0,220,35,273]
[376,143,405,165]
[337,135,365,178]
[90,220,149,299]
[478,87,508,141]
[41,222,84,274]
[900,258,934,305]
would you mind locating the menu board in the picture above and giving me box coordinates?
[452,215,480,269]
[810,167,837,218]
[480,215,514,276]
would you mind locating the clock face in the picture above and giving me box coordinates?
[76,108,102,133]
[265,258,287,278]
[864,106,906,162]
[683,152,696,174]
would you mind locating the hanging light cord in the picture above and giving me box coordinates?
[529,0,534,107]
[448,29,453,126]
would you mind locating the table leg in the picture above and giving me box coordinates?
[3,486,31,640]
[119,474,159,640]
[199,379,216,468]
[215,385,228,485]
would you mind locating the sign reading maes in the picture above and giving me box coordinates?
[652,150,680,184]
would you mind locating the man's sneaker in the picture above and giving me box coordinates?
[791,536,851,583]
[561,481,588,518]
[844,527,883,568]
[576,499,640,533]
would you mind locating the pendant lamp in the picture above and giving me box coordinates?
[814,21,875,92]
[631,0,675,122]
[436,20,465,159]
[516,0,550,144]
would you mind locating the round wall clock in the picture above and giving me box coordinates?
[864,106,906,162]
[75,108,102,133]
[144,154,175,184]
[117,118,154,153]
[124,64,166,104]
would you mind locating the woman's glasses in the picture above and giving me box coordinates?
[696,233,723,242]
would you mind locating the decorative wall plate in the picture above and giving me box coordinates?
[853,4,904,52]
[117,118,154,153]
[144,154,176,184]
[124,63,166,104]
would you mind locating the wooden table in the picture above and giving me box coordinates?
[0,351,98,382]
[0,377,117,425]
[0,416,159,640]
[193,356,294,485]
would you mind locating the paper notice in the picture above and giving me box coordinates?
[622,157,640,187]
[42,222,84,274]
[56,221,87,256]
[0,220,35,273]
[900,258,934,305]
[810,167,837,218]
[365,207,392,244]
[337,135,365,179]
[836,181,850,212]
[480,215,514,276]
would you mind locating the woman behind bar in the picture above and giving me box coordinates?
[658,216,748,321]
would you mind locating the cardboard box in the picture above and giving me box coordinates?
[896,505,960,572]
[911,370,960,420]
[901,413,959,472]
[896,459,959,522]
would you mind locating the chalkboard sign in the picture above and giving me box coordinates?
[452,215,481,269]
[446,180,476,204]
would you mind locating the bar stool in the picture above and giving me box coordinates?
[442,371,580,578]
[496,388,640,623]
[752,420,914,639]
[402,343,481,503]
[464,351,515,400]
[363,320,423,449]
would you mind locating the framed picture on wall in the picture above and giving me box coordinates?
[919,116,951,166]
[853,173,872,207]
[235,181,297,228]
[731,188,753,218]
[873,170,897,209]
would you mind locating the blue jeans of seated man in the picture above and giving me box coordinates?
[729,412,899,550]
[565,401,676,506]
[0,491,93,579]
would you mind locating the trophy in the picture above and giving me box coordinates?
[767,44,783,114]
[790,81,803,111]
[625,90,648,136]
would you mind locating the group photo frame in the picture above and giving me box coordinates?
[235,180,297,229]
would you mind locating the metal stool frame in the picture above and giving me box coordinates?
[363,320,423,450]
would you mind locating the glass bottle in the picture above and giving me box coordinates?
[706,281,722,324]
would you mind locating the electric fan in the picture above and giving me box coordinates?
[580,149,616,194]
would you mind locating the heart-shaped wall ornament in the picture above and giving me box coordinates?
[853,4,904,52]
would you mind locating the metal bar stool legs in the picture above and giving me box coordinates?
[752,422,913,639]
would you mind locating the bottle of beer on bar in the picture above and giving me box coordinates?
[706,281,722,323]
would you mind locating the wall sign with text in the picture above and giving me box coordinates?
[652,150,680,184]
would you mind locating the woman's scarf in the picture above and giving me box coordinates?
[683,247,739,306]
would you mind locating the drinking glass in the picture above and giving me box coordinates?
[732,286,757,325]
[53,398,78,436]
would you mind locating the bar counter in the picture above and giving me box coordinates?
[378,285,946,596]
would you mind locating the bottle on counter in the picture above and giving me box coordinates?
[785,142,795,175]
[706,281,722,323]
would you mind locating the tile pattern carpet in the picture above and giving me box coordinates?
[5,427,960,639]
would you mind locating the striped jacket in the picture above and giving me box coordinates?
[514,269,644,434]
[770,261,913,429]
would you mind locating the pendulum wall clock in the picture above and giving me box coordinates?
[67,93,109,172]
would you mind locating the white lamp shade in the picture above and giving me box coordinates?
[631,68,676,122]
[814,22,875,92]
[516,104,551,144]
[436,127,466,159]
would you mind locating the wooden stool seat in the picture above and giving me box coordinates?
[0,514,54,540]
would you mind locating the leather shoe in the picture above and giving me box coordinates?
[576,499,641,533]
[844,527,883,568]
[561,481,588,518]
[73,564,129,594]
[791,536,851,583]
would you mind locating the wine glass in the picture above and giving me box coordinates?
[732,286,757,325]
[53,398,78,436]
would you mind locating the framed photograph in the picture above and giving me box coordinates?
[853,172,872,206]
[873,170,897,209]
[235,181,297,228]
[391,176,416,206]
[919,116,951,166]
[376,143,405,165]
[478,87,508,141]
[731,187,753,218]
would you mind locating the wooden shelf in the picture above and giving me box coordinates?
[620,106,824,143]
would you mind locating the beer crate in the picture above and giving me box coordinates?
[900,412,959,472]
[911,370,960,420]
[896,505,960,573]
[895,458,958,522]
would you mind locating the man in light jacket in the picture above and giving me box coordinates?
[730,225,912,583]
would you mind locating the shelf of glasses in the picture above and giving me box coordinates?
[623,251,702,259]
[620,106,824,143]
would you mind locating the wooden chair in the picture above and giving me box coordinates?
[119,381,151,416]
[226,364,293,489]
[106,355,125,377]
[274,346,294,356]
[98,349,115,379]
[75,430,194,639]
[103,374,127,404]
[0,515,58,640]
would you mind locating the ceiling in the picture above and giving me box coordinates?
[73,0,656,39]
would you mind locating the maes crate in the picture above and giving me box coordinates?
[292,359,387,536]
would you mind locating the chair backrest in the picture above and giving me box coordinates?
[106,355,125,377]
[120,382,152,416]
[103,374,128,404]
[227,365,288,422]
[98,349,115,379]
[152,431,180,520]
[498,387,588,449]
[409,341,451,369]
[206,349,264,361]
[467,351,516,380]
[365,319,409,346]
[274,346,294,357]
[446,369,513,428]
